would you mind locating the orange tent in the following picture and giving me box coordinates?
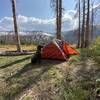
[41,39,79,60]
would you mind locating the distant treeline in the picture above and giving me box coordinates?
[0,34,53,45]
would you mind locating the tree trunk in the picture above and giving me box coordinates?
[56,0,62,40]
[58,0,62,40]
[12,0,21,52]
[81,0,85,48]
[56,0,59,39]
[91,2,94,41]
[77,0,81,48]
[84,0,90,48]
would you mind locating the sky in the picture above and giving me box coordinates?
[0,0,75,19]
[0,0,99,32]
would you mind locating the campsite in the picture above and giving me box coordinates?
[0,0,100,100]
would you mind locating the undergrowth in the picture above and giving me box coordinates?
[81,36,100,64]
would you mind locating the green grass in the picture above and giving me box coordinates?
[63,87,89,100]
[0,55,32,99]
[0,49,99,100]
[81,37,100,64]
[0,55,66,99]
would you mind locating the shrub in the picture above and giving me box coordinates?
[81,37,100,64]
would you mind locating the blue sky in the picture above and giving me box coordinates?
[0,0,75,19]
[0,0,77,32]
[0,0,99,32]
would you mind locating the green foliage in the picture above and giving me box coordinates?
[81,36,100,64]
[96,79,100,84]
[62,87,89,100]
[96,88,100,94]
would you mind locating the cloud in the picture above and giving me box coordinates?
[0,10,77,32]
[92,3,100,10]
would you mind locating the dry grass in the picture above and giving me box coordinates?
[0,45,37,51]
[0,55,68,100]
[0,53,99,100]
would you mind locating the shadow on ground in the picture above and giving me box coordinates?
[0,56,31,69]
[75,60,100,99]
[4,59,64,100]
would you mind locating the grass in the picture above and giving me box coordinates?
[0,44,36,51]
[0,37,100,99]
[0,55,32,99]
[0,55,67,100]
[81,37,100,65]
[63,87,89,100]
[0,45,99,100]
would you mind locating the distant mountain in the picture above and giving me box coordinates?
[27,31,54,45]
[93,25,100,37]
[62,30,77,44]
[0,31,53,35]
[0,25,100,45]
[62,25,100,44]
[0,31,54,45]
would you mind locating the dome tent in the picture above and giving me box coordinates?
[41,39,79,60]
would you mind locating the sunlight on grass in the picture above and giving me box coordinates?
[0,45,36,51]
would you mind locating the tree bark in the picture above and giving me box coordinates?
[84,0,90,48]
[12,0,21,52]
[91,2,94,41]
[58,0,62,40]
[81,0,85,48]
[77,0,81,48]
[56,0,59,39]
[56,0,62,40]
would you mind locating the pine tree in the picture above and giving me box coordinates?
[51,0,62,40]
[76,0,81,48]
[80,0,85,48]
[84,0,90,48]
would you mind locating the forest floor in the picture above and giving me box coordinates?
[0,54,100,100]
